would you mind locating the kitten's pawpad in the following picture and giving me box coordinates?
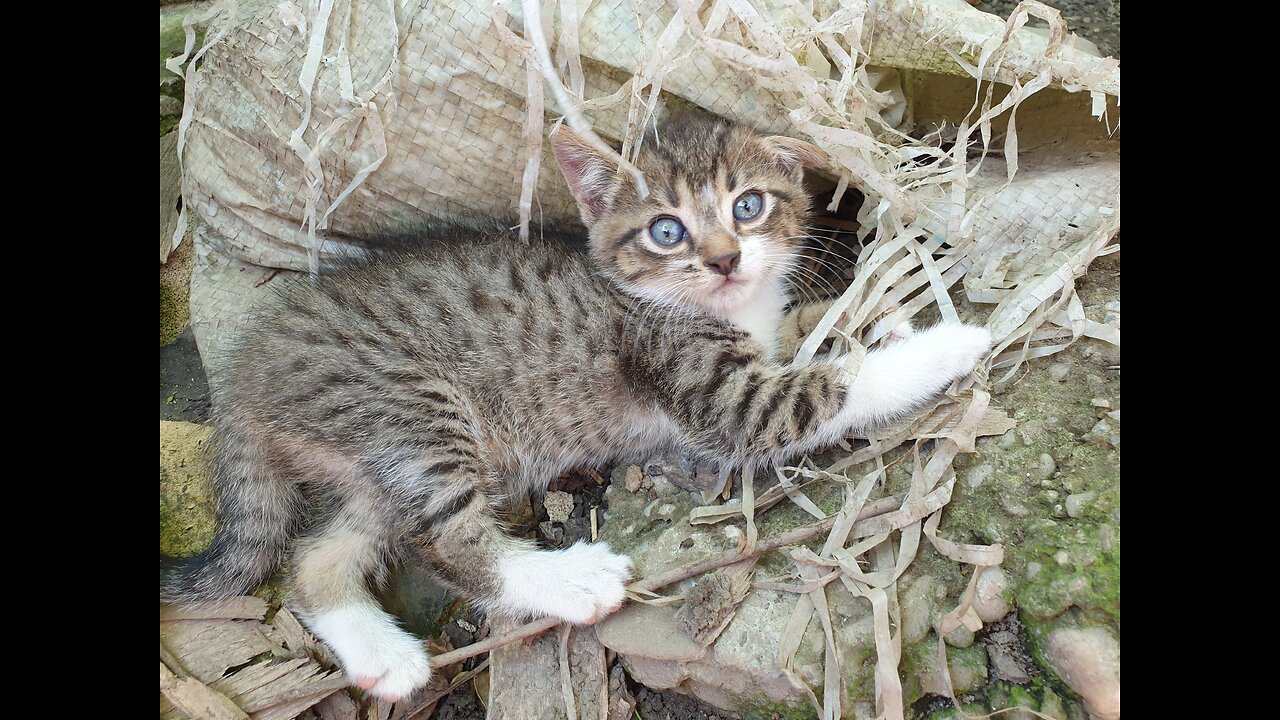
[311,606,433,702]
[498,541,632,625]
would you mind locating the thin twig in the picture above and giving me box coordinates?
[429,616,561,668]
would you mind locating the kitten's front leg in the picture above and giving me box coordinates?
[819,321,992,435]
[642,318,992,463]
[413,488,631,627]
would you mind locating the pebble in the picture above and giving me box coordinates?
[987,632,1033,684]
[1098,524,1115,551]
[160,94,183,119]
[1054,551,1071,566]
[539,521,564,545]
[1001,497,1032,517]
[564,517,592,544]
[1065,491,1097,518]
[1045,628,1120,720]
[1048,362,1071,382]
[972,567,1011,623]
[941,621,975,648]
[625,465,644,492]
[965,463,994,489]
[544,490,575,523]
[1034,453,1057,482]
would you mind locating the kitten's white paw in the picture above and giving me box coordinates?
[311,606,433,703]
[498,541,632,625]
[912,322,993,381]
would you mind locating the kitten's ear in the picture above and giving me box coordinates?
[551,126,619,226]
[761,135,828,181]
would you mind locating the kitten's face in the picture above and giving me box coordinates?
[552,119,825,317]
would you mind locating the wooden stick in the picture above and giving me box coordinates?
[427,496,903,667]
[430,616,562,669]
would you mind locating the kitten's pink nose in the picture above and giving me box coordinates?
[705,251,741,277]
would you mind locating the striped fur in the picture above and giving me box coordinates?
[160,117,990,701]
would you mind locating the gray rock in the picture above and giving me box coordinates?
[972,567,1012,623]
[490,616,607,719]
[1034,453,1057,482]
[987,632,1033,684]
[1045,627,1120,720]
[1064,414,1096,436]
[939,620,975,648]
[1065,491,1097,518]
[1098,524,1115,552]
[965,463,994,489]
[899,576,942,645]
[1048,362,1071,382]
[539,521,564,546]
[596,603,704,661]
[918,644,988,695]
[564,516,593,544]
[545,490,574,523]
[160,94,183,119]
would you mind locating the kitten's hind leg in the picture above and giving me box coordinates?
[294,514,432,702]
[406,482,631,626]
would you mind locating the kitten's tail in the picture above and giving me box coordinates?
[160,436,302,603]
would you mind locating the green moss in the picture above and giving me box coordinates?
[159,422,217,557]
[158,464,216,556]
[160,281,189,347]
[740,697,817,720]
[924,704,988,720]
[938,338,1120,633]
[160,114,180,138]
[1015,521,1120,626]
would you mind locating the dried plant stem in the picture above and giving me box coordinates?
[429,616,562,669]
[631,494,900,594]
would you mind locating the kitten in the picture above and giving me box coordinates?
[160,116,992,702]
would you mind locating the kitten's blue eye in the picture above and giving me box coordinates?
[649,217,687,247]
[733,191,764,221]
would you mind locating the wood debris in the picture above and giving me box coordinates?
[160,599,348,720]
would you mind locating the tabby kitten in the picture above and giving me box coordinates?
[161,117,992,702]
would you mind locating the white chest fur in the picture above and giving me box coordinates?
[719,282,788,359]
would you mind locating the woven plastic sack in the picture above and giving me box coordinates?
[166,0,1119,387]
